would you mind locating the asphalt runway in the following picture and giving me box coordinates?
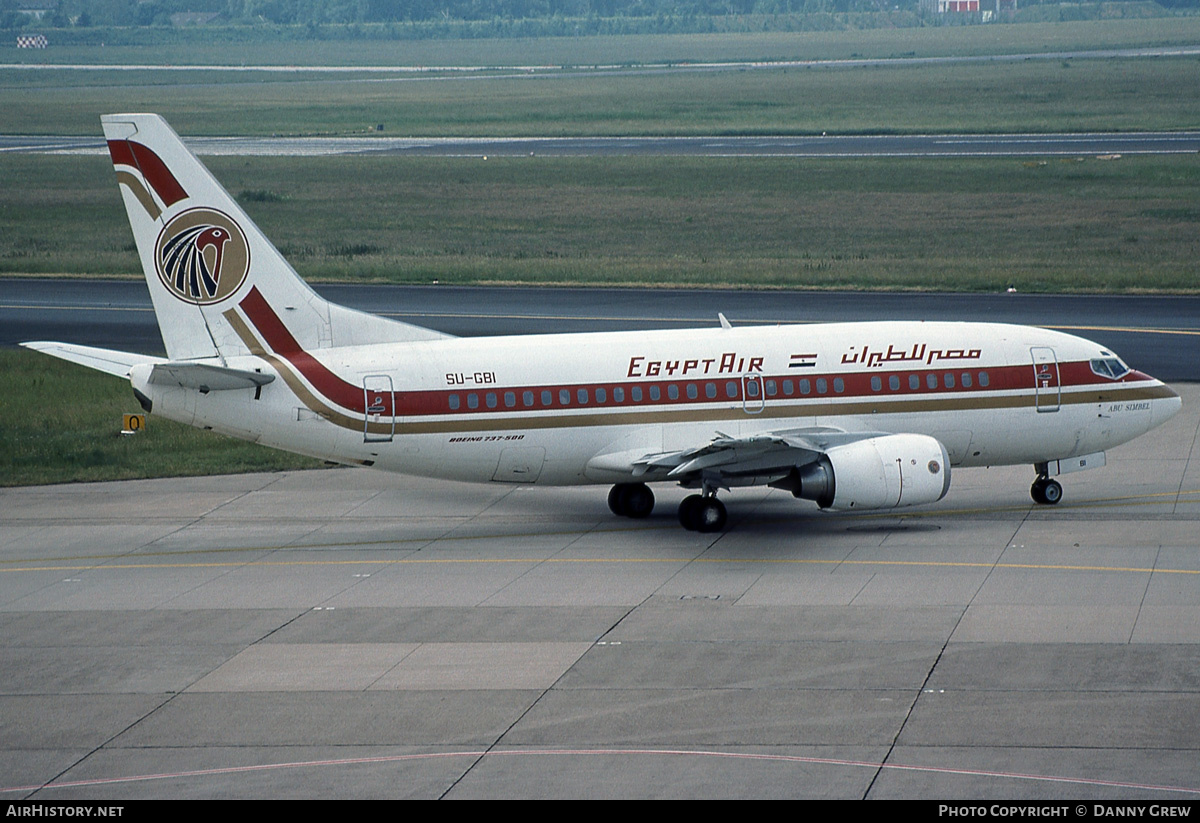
[5,132,1200,157]
[1,384,1198,799]
[4,279,1198,381]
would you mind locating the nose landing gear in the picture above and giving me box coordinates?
[1030,476,1063,505]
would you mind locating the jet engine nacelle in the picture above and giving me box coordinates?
[791,433,951,511]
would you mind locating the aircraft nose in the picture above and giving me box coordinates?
[1151,384,1182,429]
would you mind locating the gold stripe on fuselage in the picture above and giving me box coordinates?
[218,315,1174,439]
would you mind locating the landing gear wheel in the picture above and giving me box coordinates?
[678,494,704,530]
[607,485,624,515]
[696,498,728,533]
[678,494,727,533]
[608,483,655,518]
[1030,477,1063,505]
[1041,478,1063,505]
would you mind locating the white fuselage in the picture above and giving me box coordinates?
[137,319,1180,489]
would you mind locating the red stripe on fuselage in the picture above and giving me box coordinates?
[237,286,1153,423]
[106,139,188,208]
[239,287,365,413]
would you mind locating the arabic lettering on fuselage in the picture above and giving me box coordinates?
[840,344,983,369]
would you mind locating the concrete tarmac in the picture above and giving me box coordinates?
[1,385,1198,799]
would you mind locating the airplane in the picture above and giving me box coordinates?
[23,114,1182,532]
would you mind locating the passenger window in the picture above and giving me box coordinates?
[979,372,990,387]
[961,373,972,388]
[816,378,827,394]
[541,390,552,406]
[467,393,479,409]
[706,383,717,399]
[944,373,954,389]
[889,375,900,391]
[596,387,607,403]
[486,392,497,408]
[783,380,794,396]
[927,374,938,390]
[687,384,698,400]
[504,391,516,408]
[577,388,589,404]
[649,385,661,401]
[632,386,643,402]
[800,379,811,395]
[559,389,570,405]
[614,387,625,403]
[524,391,534,407]
[765,380,777,397]
[909,374,920,390]
[871,376,882,392]
[833,378,844,393]
[667,384,679,400]
[449,394,460,410]
[726,381,739,398]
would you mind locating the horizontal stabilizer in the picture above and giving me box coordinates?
[21,341,164,378]
[148,362,275,392]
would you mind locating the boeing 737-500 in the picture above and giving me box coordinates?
[24,114,1182,532]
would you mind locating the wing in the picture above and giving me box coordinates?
[633,427,885,486]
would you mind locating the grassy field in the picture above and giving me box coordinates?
[4,52,1199,137]
[4,152,1198,293]
[0,349,324,487]
[6,18,1200,67]
[3,18,1200,136]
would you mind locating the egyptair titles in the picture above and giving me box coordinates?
[628,353,764,378]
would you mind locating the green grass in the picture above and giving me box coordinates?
[0,349,324,487]
[4,153,1198,293]
[7,18,1200,67]
[4,53,1199,137]
[4,17,1200,138]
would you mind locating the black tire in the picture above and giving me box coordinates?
[608,484,626,516]
[1030,479,1046,505]
[696,498,728,533]
[623,484,655,518]
[678,494,704,530]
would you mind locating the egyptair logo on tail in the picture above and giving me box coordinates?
[154,208,250,305]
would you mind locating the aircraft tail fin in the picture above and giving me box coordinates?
[101,113,448,362]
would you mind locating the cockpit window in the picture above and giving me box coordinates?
[1090,358,1129,380]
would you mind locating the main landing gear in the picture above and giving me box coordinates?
[608,482,655,519]
[1030,475,1063,505]
[607,482,729,532]
[678,490,727,533]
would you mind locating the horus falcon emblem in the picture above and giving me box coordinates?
[154,208,249,305]
[160,223,232,301]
